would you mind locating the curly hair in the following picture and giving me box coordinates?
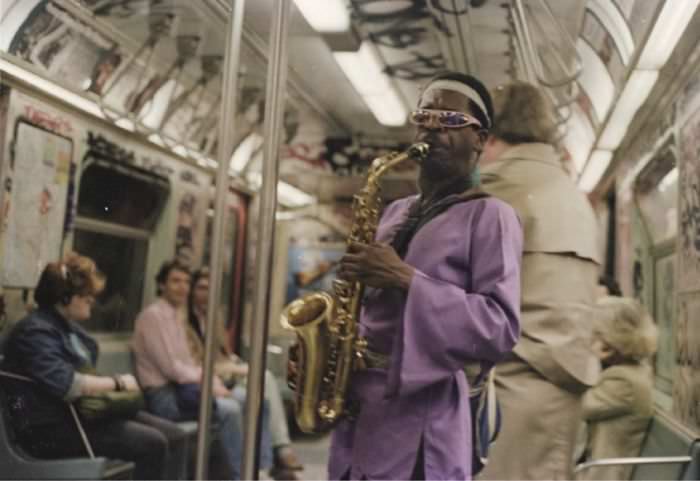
[35,252,105,308]
[490,82,556,144]
[594,296,658,363]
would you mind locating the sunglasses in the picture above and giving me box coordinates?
[409,109,483,129]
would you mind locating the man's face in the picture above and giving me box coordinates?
[413,88,485,181]
[161,269,191,308]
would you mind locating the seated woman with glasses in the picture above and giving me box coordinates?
[0,253,188,480]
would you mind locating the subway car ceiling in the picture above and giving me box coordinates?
[0,0,699,208]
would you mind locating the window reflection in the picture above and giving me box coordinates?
[73,229,147,332]
[635,146,678,244]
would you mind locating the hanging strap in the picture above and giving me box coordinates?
[0,369,95,458]
[485,368,498,440]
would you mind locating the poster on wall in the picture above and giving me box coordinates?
[2,120,73,287]
[285,243,345,305]
[679,104,700,292]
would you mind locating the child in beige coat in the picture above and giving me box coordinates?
[581,297,658,480]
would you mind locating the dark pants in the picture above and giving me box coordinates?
[19,410,188,480]
[145,383,273,480]
[339,439,425,480]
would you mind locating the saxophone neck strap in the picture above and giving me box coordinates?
[391,188,490,259]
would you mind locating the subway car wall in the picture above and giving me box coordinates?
[0,84,213,331]
[585,8,700,433]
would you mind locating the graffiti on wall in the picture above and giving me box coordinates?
[675,294,700,430]
[679,105,700,292]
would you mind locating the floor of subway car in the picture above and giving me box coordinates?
[261,434,330,480]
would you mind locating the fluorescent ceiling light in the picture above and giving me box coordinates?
[115,117,136,132]
[637,0,700,69]
[140,79,177,129]
[577,39,615,122]
[364,91,408,128]
[0,0,43,51]
[334,43,391,95]
[278,180,316,208]
[294,0,350,32]
[598,69,658,150]
[148,133,166,147]
[0,56,105,119]
[246,172,316,208]
[276,210,304,220]
[659,167,678,193]
[172,145,188,158]
[230,132,263,173]
[563,103,596,173]
[579,149,613,192]
[334,42,407,126]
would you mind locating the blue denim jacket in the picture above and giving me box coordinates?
[1,308,98,430]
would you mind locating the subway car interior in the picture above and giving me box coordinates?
[0,0,700,480]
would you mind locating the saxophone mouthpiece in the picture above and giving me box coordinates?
[409,142,430,163]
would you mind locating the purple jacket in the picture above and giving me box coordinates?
[328,196,523,480]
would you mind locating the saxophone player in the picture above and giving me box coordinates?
[318,72,523,480]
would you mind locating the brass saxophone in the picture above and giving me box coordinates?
[281,142,429,433]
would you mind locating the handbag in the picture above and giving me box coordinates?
[75,390,145,421]
[73,365,145,421]
[174,383,217,421]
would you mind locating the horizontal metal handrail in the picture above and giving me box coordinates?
[574,455,692,475]
[512,0,582,88]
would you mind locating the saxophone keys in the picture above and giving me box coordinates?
[318,402,337,422]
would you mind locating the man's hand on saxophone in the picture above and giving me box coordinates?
[337,242,415,291]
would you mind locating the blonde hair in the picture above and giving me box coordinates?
[594,296,658,363]
[490,82,556,144]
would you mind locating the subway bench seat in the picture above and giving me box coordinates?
[95,347,203,436]
[574,410,700,480]
[0,356,135,479]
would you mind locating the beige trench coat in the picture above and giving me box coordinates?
[582,363,654,480]
[479,143,602,480]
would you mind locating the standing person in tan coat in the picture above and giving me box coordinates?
[478,82,602,480]
[581,297,657,481]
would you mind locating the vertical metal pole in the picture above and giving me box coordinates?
[462,7,480,75]
[195,0,246,479]
[511,2,537,84]
[513,0,544,82]
[242,0,291,479]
